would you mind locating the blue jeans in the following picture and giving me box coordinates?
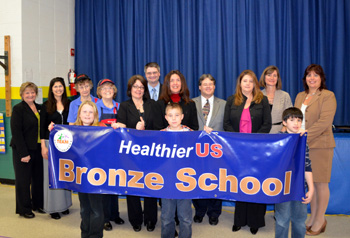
[161,199,192,238]
[275,201,307,238]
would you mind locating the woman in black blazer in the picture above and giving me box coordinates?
[224,70,271,235]
[10,82,44,218]
[117,75,158,232]
[154,70,199,130]
[40,77,72,220]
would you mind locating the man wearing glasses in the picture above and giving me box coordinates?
[192,74,226,226]
[144,62,162,101]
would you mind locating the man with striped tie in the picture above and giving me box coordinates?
[192,74,226,226]
[145,62,162,101]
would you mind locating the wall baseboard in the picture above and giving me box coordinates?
[0,178,15,185]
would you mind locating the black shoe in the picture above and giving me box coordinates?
[50,212,61,220]
[146,221,155,232]
[21,212,35,219]
[132,224,141,232]
[104,222,112,231]
[250,227,259,235]
[62,209,70,215]
[232,225,241,232]
[209,216,218,225]
[33,208,45,214]
[114,217,125,225]
[193,215,203,223]
[175,229,178,237]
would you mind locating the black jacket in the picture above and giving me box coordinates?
[40,100,71,140]
[117,98,156,130]
[223,95,271,133]
[10,101,42,158]
[154,99,199,130]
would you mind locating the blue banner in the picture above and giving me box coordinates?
[49,125,306,204]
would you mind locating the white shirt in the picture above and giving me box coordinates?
[301,104,307,130]
[201,95,214,126]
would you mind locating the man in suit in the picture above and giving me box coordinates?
[145,62,162,101]
[192,74,226,225]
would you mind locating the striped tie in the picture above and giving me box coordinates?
[203,99,210,122]
[152,88,157,100]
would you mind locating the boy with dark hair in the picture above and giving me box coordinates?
[275,107,314,238]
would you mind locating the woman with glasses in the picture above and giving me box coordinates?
[67,74,99,124]
[116,75,158,232]
[95,79,125,231]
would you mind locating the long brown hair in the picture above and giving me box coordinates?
[234,70,263,106]
[46,77,70,114]
[74,101,100,126]
[159,70,191,104]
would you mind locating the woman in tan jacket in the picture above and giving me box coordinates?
[295,64,337,236]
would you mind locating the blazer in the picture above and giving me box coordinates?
[40,100,71,140]
[117,98,156,130]
[294,89,337,149]
[192,96,226,131]
[10,101,42,158]
[154,99,199,131]
[223,95,272,133]
[261,89,293,133]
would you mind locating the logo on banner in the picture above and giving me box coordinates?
[54,130,73,152]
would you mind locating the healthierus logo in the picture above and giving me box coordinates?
[54,130,73,152]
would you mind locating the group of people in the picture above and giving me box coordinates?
[10,62,337,238]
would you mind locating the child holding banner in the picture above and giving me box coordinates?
[50,100,106,238]
[161,102,193,238]
[275,107,314,238]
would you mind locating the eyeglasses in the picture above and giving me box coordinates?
[101,87,113,91]
[78,85,90,90]
[146,71,159,76]
[132,85,145,90]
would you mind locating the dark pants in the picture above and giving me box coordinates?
[127,195,158,226]
[12,144,43,214]
[79,193,104,238]
[192,199,222,218]
[234,201,266,228]
[103,194,120,223]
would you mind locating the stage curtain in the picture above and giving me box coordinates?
[75,0,349,125]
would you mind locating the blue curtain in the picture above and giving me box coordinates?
[75,0,350,125]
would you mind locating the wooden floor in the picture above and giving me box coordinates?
[0,183,349,238]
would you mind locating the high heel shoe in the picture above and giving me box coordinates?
[306,220,327,236]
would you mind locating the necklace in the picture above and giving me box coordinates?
[305,92,316,100]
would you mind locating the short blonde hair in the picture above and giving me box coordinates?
[74,101,100,126]
[96,82,117,99]
[20,82,38,100]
